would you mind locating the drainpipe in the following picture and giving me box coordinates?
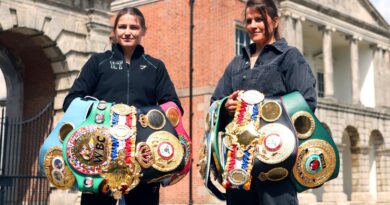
[189,0,194,204]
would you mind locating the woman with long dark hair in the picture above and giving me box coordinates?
[211,0,317,204]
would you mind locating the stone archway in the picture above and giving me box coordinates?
[342,125,359,201]
[0,28,58,119]
[368,130,384,201]
[0,1,112,121]
[0,1,112,203]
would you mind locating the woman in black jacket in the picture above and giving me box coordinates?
[63,7,182,205]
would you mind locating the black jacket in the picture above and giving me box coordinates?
[63,44,182,112]
[211,38,317,111]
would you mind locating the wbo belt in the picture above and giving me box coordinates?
[282,91,340,192]
[40,98,190,200]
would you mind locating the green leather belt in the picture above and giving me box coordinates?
[55,99,188,199]
[200,91,340,198]
[282,91,340,192]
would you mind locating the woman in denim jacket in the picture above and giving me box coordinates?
[211,0,317,204]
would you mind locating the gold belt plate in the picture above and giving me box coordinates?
[292,139,336,187]
[43,146,75,189]
[255,123,296,164]
[146,131,184,172]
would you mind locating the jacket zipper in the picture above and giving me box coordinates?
[126,62,130,105]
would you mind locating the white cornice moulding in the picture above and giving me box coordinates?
[111,0,159,11]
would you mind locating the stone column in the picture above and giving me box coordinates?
[376,148,390,203]
[322,144,348,204]
[280,11,295,46]
[292,14,305,52]
[320,26,335,100]
[350,146,373,203]
[370,45,386,108]
[383,49,390,106]
[347,35,361,105]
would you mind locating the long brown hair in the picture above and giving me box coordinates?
[244,0,280,40]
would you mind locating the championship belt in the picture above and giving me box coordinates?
[132,104,186,185]
[222,91,297,190]
[200,90,298,196]
[198,98,229,200]
[40,98,190,200]
[159,102,192,186]
[63,100,114,195]
[282,91,340,192]
[39,97,95,190]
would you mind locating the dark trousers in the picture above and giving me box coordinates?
[226,178,298,205]
[81,182,160,205]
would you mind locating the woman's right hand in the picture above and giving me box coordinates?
[225,91,241,116]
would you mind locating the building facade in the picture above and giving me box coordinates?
[0,0,389,204]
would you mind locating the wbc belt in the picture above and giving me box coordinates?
[40,98,190,200]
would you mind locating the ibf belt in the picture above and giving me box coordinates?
[43,146,75,189]
[39,97,94,189]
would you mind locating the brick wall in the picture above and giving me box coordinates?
[136,0,246,203]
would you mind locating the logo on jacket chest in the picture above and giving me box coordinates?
[110,60,123,70]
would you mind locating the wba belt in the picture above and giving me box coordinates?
[39,98,191,200]
[199,90,339,199]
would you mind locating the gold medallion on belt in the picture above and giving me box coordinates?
[146,131,184,172]
[43,146,75,189]
[101,155,142,199]
[139,109,166,130]
[292,139,336,187]
[66,125,111,175]
[255,123,296,164]
[111,104,133,116]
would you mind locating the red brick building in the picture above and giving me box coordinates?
[112,0,250,204]
[112,0,390,204]
[111,0,249,203]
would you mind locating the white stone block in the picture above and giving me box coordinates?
[49,189,80,205]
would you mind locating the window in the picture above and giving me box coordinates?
[235,27,250,56]
[317,72,324,98]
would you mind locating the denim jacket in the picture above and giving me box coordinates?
[211,38,317,111]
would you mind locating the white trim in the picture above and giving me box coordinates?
[111,0,159,11]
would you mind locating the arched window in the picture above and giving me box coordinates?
[368,130,384,201]
[342,126,359,201]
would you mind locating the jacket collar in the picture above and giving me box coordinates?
[242,38,288,58]
[112,43,145,61]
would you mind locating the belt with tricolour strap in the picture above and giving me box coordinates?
[40,98,191,200]
[199,90,339,200]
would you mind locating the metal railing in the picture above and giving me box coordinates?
[0,102,54,205]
